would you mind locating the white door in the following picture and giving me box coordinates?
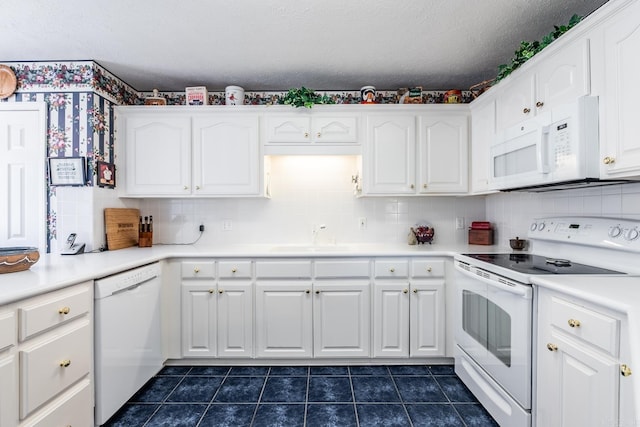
[470,98,496,194]
[255,281,313,358]
[0,103,47,251]
[217,281,253,358]
[373,282,409,357]
[364,115,416,194]
[181,283,217,357]
[417,114,468,193]
[410,281,446,357]
[313,281,370,357]
[192,115,260,195]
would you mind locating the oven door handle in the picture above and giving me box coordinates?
[456,265,530,298]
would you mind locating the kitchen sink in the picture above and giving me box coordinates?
[269,244,354,253]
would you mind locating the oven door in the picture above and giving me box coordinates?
[454,261,533,409]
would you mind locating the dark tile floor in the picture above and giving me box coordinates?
[103,364,498,426]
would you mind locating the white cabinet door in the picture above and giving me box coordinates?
[313,281,370,358]
[364,115,416,194]
[495,38,590,131]
[373,282,409,357]
[255,281,313,358]
[264,116,311,143]
[192,116,260,195]
[537,330,618,427]
[0,353,17,427]
[124,114,191,195]
[417,113,469,193]
[535,38,590,114]
[409,281,445,357]
[264,115,358,144]
[601,1,640,178]
[217,281,253,358]
[470,97,496,194]
[181,283,217,357]
[312,116,359,143]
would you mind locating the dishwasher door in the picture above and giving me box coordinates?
[94,263,163,425]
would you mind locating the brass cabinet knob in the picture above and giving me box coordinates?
[603,156,616,165]
[315,290,320,295]
[389,268,395,273]
[621,364,632,377]
[410,184,415,189]
[403,289,408,294]
[547,343,558,352]
[413,289,418,294]
[231,268,237,273]
[59,359,71,368]
[58,307,70,315]
[183,186,188,190]
[219,289,224,294]
[304,132,309,138]
[194,267,200,273]
[426,267,432,272]
[317,132,321,138]
[568,319,581,328]
[195,185,200,190]
[423,184,427,189]
[523,107,531,114]
[536,101,544,108]
[208,289,214,294]
[305,289,311,294]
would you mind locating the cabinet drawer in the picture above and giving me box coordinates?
[23,378,92,427]
[218,260,252,279]
[374,260,409,278]
[0,310,16,352]
[411,259,445,278]
[18,283,91,342]
[550,296,619,356]
[181,261,215,279]
[315,260,370,278]
[20,320,91,418]
[255,261,312,278]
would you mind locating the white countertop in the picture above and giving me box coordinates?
[0,242,500,305]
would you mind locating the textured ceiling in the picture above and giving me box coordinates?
[1,0,608,92]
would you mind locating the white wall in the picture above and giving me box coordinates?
[485,181,640,246]
[139,156,486,247]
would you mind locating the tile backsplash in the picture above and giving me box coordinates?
[139,156,485,248]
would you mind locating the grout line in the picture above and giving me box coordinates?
[248,368,269,426]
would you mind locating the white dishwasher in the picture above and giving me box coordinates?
[94,262,163,425]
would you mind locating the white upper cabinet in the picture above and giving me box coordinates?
[417,113,469,193]
[123,113,192,196]
[192,115,261,195]
[117,107,265,197]
[495,38,590,131]
[598,0,640,178]
[469,96,496,194]
[363,114,416,195]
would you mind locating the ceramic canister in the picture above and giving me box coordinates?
[225,85,244,105]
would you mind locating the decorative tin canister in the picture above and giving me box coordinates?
[225,85,244,105]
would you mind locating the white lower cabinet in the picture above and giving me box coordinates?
[255,281,313,358]
[373,259,446,358]
[313,281,370,358]
[0,281,93,427]
[181,260,253,358]
[536,287,634,427]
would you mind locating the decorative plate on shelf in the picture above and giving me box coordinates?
[0,65,17,99]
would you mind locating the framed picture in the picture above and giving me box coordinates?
[97,161,116,188]
[48,157,86,186]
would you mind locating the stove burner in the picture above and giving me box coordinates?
[545,258,572,267]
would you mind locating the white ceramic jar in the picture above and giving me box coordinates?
[225,86,244,105]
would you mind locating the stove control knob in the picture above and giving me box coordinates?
[538,222,546,231]
[624,228,639,241]
[609,225,623,238]
[530,223,538,232]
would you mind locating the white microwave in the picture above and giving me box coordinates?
[488,96,600,191]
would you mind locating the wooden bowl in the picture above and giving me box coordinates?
[0,247,40,273]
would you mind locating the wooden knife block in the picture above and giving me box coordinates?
[138,231,153,247]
